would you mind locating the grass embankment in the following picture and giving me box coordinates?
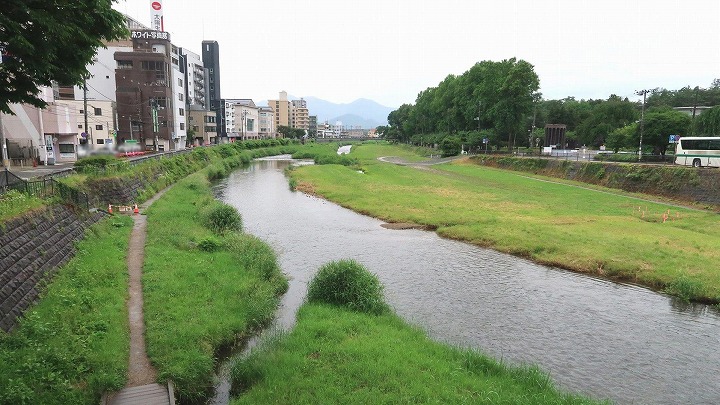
[0,216,133,404]
[0,142,302,404]
[0,190,45,222]
[231,260,603,404]
[142,166,288,402]
[290,143,720,302]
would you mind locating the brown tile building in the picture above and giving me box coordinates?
[114,30,176,151]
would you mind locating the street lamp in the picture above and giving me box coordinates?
[636,89,651,161]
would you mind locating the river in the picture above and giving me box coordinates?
[214,157,720,404]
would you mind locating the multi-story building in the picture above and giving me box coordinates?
[202,40,223,139]
[170,45,187,149]
[61,100,117,151]
[268,91,291,130]
[188,108,217,145]
[180,48,207,110]
[53,15,143,153]
[1,88,81,165]
[309,115,317,137]
[223,99,259,140]
[258,106,276,138]
[291,99,309,131]
[114,29,177,151]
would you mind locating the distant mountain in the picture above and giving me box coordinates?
[304,97,394,128]
[326,114,383,129]
[256,96,394,128]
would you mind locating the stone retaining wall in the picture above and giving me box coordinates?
[0,205,105,331]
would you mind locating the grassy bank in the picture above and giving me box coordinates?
[142,168,288,402]
[231,260,603,404]
[0,191,45,222]
[0,216,133,404]
[290,143,720,302]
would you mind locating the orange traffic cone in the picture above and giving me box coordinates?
[133,204,139,215]
[108,204,113,214]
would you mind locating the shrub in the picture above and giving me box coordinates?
[197,236,221,252]
[306,259,388,314]
[201,202,242,234]
[74,155,119,169]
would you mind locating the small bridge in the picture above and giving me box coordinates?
[102,382,175,405]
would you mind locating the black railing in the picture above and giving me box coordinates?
[1,169,89,209]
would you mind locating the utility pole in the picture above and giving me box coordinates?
[692,87,700,135]
[0,112,8,168]
[636,89,650,162]
[129,116,134,140]
[83,78,90,148]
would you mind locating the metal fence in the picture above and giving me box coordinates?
[1,169,89,209]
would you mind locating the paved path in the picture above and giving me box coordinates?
[105,189,174,405]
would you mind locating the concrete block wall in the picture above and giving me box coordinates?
[0,205,105,332]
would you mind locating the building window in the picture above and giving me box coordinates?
[246,119,254,132]
[94,107,102,115]
[180,123,185,130]
[117,60,133,69]
[58,144,75,154]
[179,108,184,116]
[79,109,84,114]
[178,93,184,101]
[78,124,83,129]
[96,124,103,130]
[97,139,105,144]
[178,78,183,87]
[141,61,165,71]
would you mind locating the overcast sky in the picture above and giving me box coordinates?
[113,0,720,108]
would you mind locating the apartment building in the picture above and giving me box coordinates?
[188,108,217,145]
[291,99,309,131]
[202,41,223,139]
[268,91,291,130]
[258,106,276,138]
[223,99,259,140]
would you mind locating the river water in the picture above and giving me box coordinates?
[215,157,720,404]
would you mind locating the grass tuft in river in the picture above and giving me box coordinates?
[229,260,606,404]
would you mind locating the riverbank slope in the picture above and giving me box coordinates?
[290,143,720,303]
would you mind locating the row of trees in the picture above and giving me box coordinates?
[380,58,540,150]
[381,58,720,156]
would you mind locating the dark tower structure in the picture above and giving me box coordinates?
[201,40,223,140]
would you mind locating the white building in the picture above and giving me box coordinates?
[258,106,276,138]
[180,48,207,110]
[224,99,260,140]
[170,45,187,150]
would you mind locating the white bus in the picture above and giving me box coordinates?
[674,136,720,167]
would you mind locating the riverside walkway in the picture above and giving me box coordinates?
[102,190,175,405]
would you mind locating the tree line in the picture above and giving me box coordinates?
[379,59,720,156]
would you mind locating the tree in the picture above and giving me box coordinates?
[694,105,720,136]
[0,0,128,113]
[633,109,691,155]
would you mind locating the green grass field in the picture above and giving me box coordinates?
[0,216,133,405]
[142,171,288,402]
[290,143,720,302]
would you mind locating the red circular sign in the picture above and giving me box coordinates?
[152,2,162,10]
